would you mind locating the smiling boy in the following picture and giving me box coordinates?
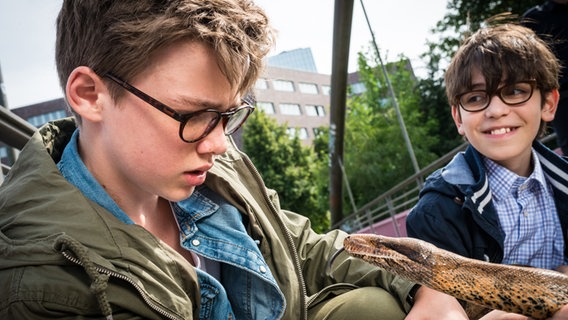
[407,23,568,318]
[0,0,470,319]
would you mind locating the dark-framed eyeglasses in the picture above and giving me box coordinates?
[455,80,537,112]
[104,73,254,143]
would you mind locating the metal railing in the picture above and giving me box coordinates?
[0,106,36,149]
[0,106,37,177]
[332,133,557,234]
[330,141,466,233]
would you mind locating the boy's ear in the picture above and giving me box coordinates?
[66,66,107,123]
[451,105,465,136]
[541,89,559,122]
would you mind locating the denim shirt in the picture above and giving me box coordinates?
[57,129,285,319]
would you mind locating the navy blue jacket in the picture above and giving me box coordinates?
[406,141,568,263]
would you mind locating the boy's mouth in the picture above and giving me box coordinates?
[486,127,516,135]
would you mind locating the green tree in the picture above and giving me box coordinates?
[343,50,438,211]
[242,110,330,232]
[416,76,462,157]
[425,0,539,79]
[312,126,331,224]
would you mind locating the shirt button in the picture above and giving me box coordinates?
[259,265,267,273]
[191,239,201,247]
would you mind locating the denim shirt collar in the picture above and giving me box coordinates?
[174,186,286,319]
[56,129,134,224]
[174,186,280,286]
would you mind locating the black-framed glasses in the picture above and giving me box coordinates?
[104,73,254,143]
[455,80,537,112]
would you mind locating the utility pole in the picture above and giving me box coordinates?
[329,0,354,226]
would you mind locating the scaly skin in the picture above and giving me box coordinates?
[343,234,568,320]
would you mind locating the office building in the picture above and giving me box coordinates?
[267,48,318,73]
[253,65,330,145]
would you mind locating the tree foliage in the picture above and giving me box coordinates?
[342,50,438,211]
[311,126,332,225]
[242,110,330,232]
[424,0,540,80]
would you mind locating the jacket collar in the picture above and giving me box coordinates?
[57,128,134,224]
[533,141,568,198]
[441,141,568,213]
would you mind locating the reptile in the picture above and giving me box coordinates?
[341,234,568,320]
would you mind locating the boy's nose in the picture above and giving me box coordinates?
[196,121,228,155]
[484,95,511,117]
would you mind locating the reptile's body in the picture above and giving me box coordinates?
[343,234,568,320]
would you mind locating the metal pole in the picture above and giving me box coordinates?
[338,158,358,213]
[359,0,421,176]
[1,62,7,184]
[0,62,4,183]
[0,62,19,167]
[0,64,7,108]
[329,0,355,226]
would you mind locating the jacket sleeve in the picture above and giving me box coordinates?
[207,142,416,312]
[280,208,416,312]
[406,190,473,259]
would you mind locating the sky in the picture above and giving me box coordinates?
[0,0,448,109]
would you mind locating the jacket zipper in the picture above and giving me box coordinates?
[239,151,309,320]
[60,250,183,320]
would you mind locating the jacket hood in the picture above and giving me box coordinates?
[1,119,125,267]
[419,146,482,201]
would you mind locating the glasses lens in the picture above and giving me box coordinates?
[459,91,488,111]
[458,81,535,112]
[500,82,534,105]
[180,105,253,142]
[225,106,253,135]
[181,111,220,142]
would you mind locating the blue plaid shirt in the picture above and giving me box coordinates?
[484,150,565,269]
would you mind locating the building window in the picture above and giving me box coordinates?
[305,105,326,117]
[255,78,269,90]
[273,79,295,92]
[298,127,309,140]
[321,85,331,95]
[350,82,366,95]
[279,103,302,116]
[256,101,275,114]
[287,127,309,140]
[298,82,318,94]
[27,110,68,127]
[313,127,325,137]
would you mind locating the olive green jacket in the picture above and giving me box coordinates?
[0,118,415,319]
